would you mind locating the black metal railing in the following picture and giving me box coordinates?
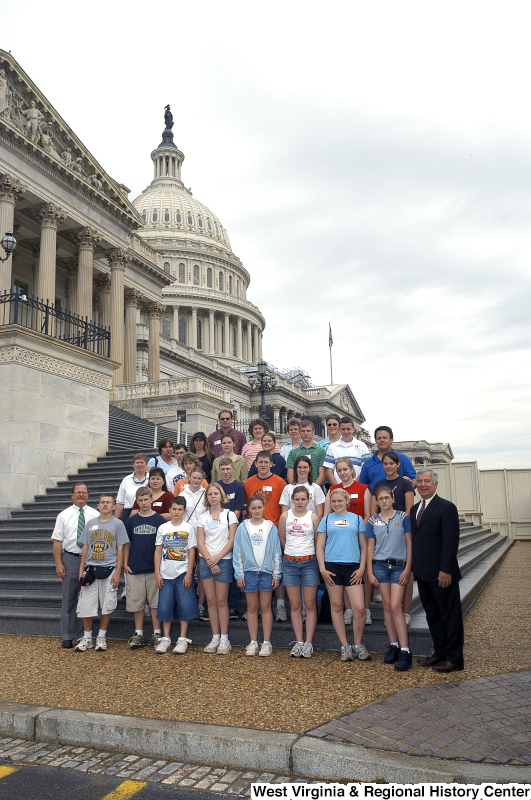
[0,291,111,358]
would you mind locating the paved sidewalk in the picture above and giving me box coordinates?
[308,669,531,765]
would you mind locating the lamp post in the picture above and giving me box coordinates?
[0,232,17,264]
[248,359,277,427]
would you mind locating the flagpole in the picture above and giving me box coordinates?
[328,322,334,384]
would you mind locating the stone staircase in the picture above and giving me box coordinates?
[0,406,513,653]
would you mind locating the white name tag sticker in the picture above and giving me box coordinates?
[263,486,272,491]
[227,493,235,500]
[90,524,98,530]
[153,502,162,506]
[214,440,221,445]
[351,493,359,499]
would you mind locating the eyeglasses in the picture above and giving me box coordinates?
[327,423,339,428]
[219,417,231,421]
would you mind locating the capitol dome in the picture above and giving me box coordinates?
[131,107,264,367]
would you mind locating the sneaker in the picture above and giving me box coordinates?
[343,608,353,625]
[198,605,209,622]
[301,642,314,658]
[155,636,172,654]
[94,635,107,652]
[374,590,383,603]
[340,644,353,661]
[217,639,232,655]
[128,633,147,649]
[259,641,273,657]
[152,632,162,648]
[383,644,400,664]
[353,643,371,660]
[229,609,239,620]
[290,641,304,658]
[120,587,127,599]
[301,608,306,621]
[365,609,372,626]
[245,641,259,656]
[74,636,93,652]
[275,605,287,622]
[144,604,150,617]
[203,637,220,654]
[243,608,260,620]
[404,613,412,627]
[395,650,413,671]
[242,610,248,621]
[173,637,192,654]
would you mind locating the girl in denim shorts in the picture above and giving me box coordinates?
[365,485,413,671]
[278,486,321,658]
[233,495,282,657]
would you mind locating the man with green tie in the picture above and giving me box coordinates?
[51,483,99,648]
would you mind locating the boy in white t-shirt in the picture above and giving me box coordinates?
[154,496,199,654]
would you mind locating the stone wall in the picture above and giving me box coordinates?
[0,325,117,517]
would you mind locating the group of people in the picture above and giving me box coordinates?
[51,409,464,673]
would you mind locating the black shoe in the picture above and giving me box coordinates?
[395,650,413,671]
[61,640,73,649]
[229,609,239,620]
[383,644,400,664]
[198,610,210,621]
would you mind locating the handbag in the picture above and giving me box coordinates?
[89,564,115,580]
[75,566,95,591]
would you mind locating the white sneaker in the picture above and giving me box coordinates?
[120,588,127,599]
[275,605,287,622]
[301,608,306,621]
[259,641,273,657]
[301,642,314,658]
[94,635,107,652]
[144,604,150,617]
[290,641,304,657]
[217,639,232,655]
[343,608,353,624]
[365,609,372,626]
[353,643,371,660]
[173,637,192,654]
[203,637,220,653]
[243,608,261,620]
[374,590,383,603]
[155,636,172,653]
[74,636,93,652]
[245,641,260,656]
[340,644,353,661]
[404,613,412,627]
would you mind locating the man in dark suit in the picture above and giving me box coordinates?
[411,469,464,672]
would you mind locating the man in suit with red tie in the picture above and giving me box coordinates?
[411,469,464,672]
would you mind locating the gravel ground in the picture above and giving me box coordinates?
[1,542,529,734]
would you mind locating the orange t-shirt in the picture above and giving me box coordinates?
[244,474,286,526]
[173,477,208,496]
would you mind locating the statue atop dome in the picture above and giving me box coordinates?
[164,105,173,130]
[160,104,176,147]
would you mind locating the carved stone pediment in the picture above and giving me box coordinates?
[328,384,365,423]
[0,50,142,230]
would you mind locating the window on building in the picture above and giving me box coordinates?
[215,223,219,235]
[152,211,158,222]
[228,275,232,294]
[232,327,236,356]
[179,263,185,283]
[207,220,212,231]
[162,317,171,336]
[142,212,146,221]
[164,211,170,222]
[176,212,182,223]
[221,324,225,353]
[197,319,202,349]
[193,265,200,285]
[236,279,239,296]
[187,214,193,225]
[163,262,170,273]
[219,271,223,291]
[207,267,213,288]
[178,318,186,344]
[198,217,203,228]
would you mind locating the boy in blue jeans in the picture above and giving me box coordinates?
[154,496,199,654]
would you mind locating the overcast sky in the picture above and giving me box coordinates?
[4,1,530,468]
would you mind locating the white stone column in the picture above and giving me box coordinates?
[124,288,142,384]
[171,304,178,340]
[208,309,215,354]
[0,174,25,294]
[106,248,131,384]
[272,404,281,434]
[75,228,100,320]
[224,311,230,354]
[35,203,66,305]
[94,274,112,331]
[190,306,198,349]
[236,316,243,360]
[246,321,252,363]
[148,301,165,381]
[252,324,257,363]
[258,329,263,360]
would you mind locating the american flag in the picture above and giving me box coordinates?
[329,323,333,347]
